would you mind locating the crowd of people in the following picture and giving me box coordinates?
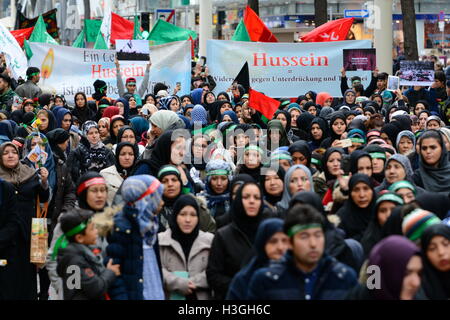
[0,53,449,301]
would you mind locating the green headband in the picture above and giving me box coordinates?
[369,152,386,160]
[350,137,366,144]
[407,215,441,242]
[28,72,39,78]
[389,180,416,194]
[311,158,321,166]
[271,153,292,161]
[98,85,107,94]
[98,104,110,109]
[207,169,230,176]
[157,166,180,178]
[127,82,136,85]
[376,193,404,206]
[51,220,89,260]
[287,223,322,238]
[245,145,264,155]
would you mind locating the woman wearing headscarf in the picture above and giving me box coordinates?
[98,117,110,142]
[67,120,115,183]
[267,119,290,151]
[396,130,416,156]
[190,104,208,128]
[336,89,357,110]
[346,235,422,300]
[315,147,344,205]
[102,106,120,121]
[158,194,214,300]
[36,109,57,136]
[100,142,138,205]
[234,145,265,182]
[336,174,376,242]
[103,115,126,148]
[129,116,149,144]
[308,117,329,151]
[55,107,80,152]
[209,100,233,123]
[294,112,315,141]
[106,175,165,300]
[259,163,285,214]
[320,112,347,149]
[418,224,450,300]
[380,123,401,146]
[206,182,265,300]
[315,92,333,107]
[0,120,14,145]
[229,174,255,200]
[413,130,450,193]
[0,142,50,300]
[276,165,314,216]
[226,218,288,300]
[72,92,96,125]
[112,125,145,156]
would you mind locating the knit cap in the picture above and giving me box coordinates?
[206,159,232,182]
[82,120,98,136]
[402,209,441,242]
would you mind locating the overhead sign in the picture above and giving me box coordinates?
[156,9,176,24]
[344,9,370,18]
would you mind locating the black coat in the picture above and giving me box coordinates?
[206,222,254,300]
[0,180,21,300]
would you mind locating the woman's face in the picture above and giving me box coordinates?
[118,146,135,169]
[357,156,373,177]
[377,201,396,226]
[265,232,289,260]
[244,150,261,169]
[38,113,49,131]
[364,111,373,118]
[241,184,262,217]
[120,129,136,145]
[55,97,64,106]
[310,123,323,140]
[380,132,392,146]
[372,158,385,174]
[414,103,426,116]
[217,94,228,101]
[112,120,125,137]
[98,121,109,137]
[385,160,406,184]
[326,152,342,177]
[176,205,199,234]
[389,107,397,121]
[146,95,156,105]
[289,168,311,195]
[399,255,422,300]
[235,105,242,119]
[24,103,34,113]
[276,113,287,129]
[324,98,332,106]
[351,182,373,208]
[290,110,301,127]
[220,102,232,114]
[420,137,442,167]
[345,91,356,104]
[87,127,100,145]
[210,175,228,194]
[116,102,124,115]
[1,146,19,169]
[149,122,162,138]
[264,170,283,197]
[395,188,415,204]
[398,136,414,155]
[426,235,450,272]
[86,184,107,211]
[348,142,362,154]
[427,120,440,130]
[419,113,428,130]
[61,113,72,131]
[235,134,248,148]
[192,137,207,159]
[332,118,346,136]
[279,159,291,172]
[291,151,307,166]
[205,93,215,104]
[222,115,233,122]
[169,98,180,112]
[346,115,355,126]
[269,128,281,142]
[75,94,86,108]
[162,174,181,199]
[307,106,317,116]
[170,137,186,165]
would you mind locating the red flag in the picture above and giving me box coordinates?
[300,18,354,42]
[248,88,280,120]
[244,6,278,42]
[110,13,134,44]
[10,27,34,47]
[188,36,195,59]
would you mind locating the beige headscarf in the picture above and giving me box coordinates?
[0,142,36,185]
[149,110,185,132]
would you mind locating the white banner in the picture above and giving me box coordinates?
[207,40,372,98]
[29,40,192,103]
[0,23,28,79]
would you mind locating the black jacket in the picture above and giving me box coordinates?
[57,243,116,300]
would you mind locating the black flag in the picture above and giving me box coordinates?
[232,62,250,93]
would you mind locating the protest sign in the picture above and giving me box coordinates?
[116,39,150,62]
[0,23,28,79]
[399,60,434,86]
[29,40,191,102]
[387,75,400,91]
[343,48,376,71]
[207,40,372,97]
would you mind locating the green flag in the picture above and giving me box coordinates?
[84,19,102,42]
[232,19,251,42]
[25,15,58,59]
[93,30,108,49]
[133,15,144,40]
[147,19,197,45]
[72,29,85,48]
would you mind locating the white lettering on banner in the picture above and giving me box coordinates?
[29,41,192,102]
[207,40,372,98]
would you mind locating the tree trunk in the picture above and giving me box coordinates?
[314,0,328,27]
[400,0,418,60]
[83,0,90,20]
[248,0,259,16]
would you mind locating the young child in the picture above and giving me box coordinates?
[55,208,120,300]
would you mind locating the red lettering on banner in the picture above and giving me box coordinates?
[92,65,102,78]
[299,56,308,66]
[253,53,267,66]
[252,52,329,67]
[290,57,298,66]
[269,57,280,66]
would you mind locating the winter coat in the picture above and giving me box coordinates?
[247,251,358,300]
[0,88,17,111]
[158,229,213,300]
[56,243,116,300]
[100,165,124,206]
[14,80,42,99]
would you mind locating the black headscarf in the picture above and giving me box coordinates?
[328,112,347,141]
[37,109,57,135]
[420,224,450,300]
[274,110,292,133]
[381,123,401,145]
[231,182,265,244]
[308,117,329,148]
[146,130,176,176]
[170,194,200,261]
[209,100,232,122]
[230,174,255,198]
[391,115,412,132]
[107,116,126,145]
[115,142,138,178]
[76,171,107,211]
[295,112,315,140]
[322,147,344,181]
[416,193,450,220]
[259,164,285,206]
[350,150,372,175]
[337,173,376,241]
[46,128,70,162]
[116,125,138,145]
[288,140,312,167]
